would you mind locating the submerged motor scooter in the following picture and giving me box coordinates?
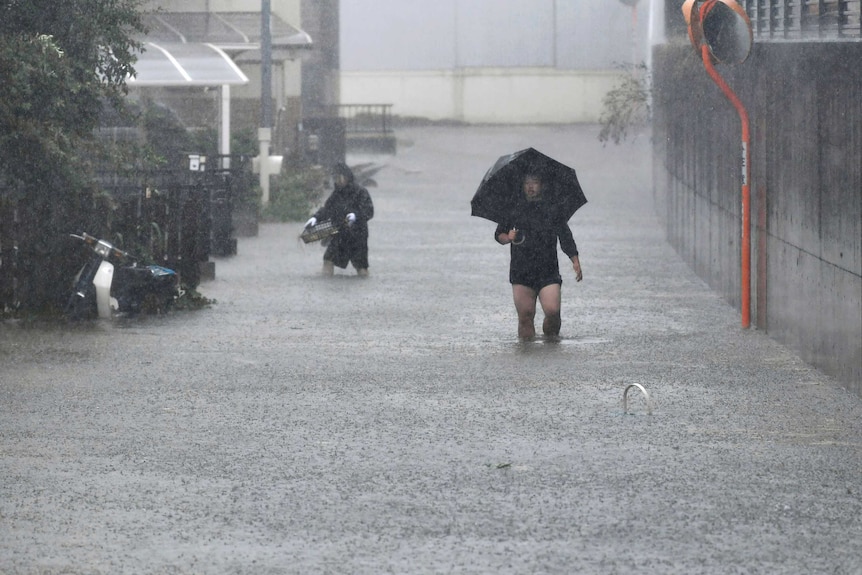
[66,232,180,320]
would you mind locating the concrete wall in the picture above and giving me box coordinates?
[651,42,862,395]
[340,69,625,123]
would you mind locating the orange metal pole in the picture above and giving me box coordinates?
[700,43,751,329]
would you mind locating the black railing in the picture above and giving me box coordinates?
[0,156,253,311]
[329,104,393,135]
[0,200,20,311]
[744,0,862,39]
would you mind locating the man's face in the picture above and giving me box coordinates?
[334,174,348,188]
[523,176,542,199]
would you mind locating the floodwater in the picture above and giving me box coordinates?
[2,125,861,574]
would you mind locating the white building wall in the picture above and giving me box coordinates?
[146,0,299,22]
[341,69,624,123]
[339,0,649,123]
[340,0,649,71]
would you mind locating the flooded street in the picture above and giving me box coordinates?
[2,125,861,574]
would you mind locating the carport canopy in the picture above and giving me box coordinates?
[128,42,249,86]
[143,11,313,55]
[129,11,313,86]
[127,12,313,159]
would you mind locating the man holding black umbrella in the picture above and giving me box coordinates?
[472,147,587,340]
[494,172,582,340]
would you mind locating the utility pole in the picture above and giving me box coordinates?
[259,0,273,204]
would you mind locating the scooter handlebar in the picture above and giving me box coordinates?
[70,232,135,262]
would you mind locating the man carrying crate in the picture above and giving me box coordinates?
[304,163,374,277]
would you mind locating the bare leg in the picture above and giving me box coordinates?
[538,283,562,336]
[512,284,538,339]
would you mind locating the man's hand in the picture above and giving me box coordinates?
[571,255,583,282]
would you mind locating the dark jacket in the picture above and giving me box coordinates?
[313,175,374,268]
[313,181,374,230]
[495,199,577,282]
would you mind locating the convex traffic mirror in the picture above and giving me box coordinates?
[682,0,753,64]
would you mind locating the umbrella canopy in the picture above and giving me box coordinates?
[470,148,587,226]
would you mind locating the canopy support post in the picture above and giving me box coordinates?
[219,84,231,170]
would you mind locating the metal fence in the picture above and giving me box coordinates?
[329,104,394,135]
[324,104,397,154]
[0,201,20,311]
[0,158,252,313]
[0,182,209,313]
[743,0,862,39]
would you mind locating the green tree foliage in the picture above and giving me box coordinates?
[0,0,146,313]
[0,0,145,185]
[598,63,651,146]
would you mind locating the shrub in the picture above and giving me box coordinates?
[262,166,327,222]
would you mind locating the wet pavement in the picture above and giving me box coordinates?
[2,125,861,574]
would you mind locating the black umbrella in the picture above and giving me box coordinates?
[470,147,587,226]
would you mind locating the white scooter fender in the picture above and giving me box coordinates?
[92,260,117,319]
